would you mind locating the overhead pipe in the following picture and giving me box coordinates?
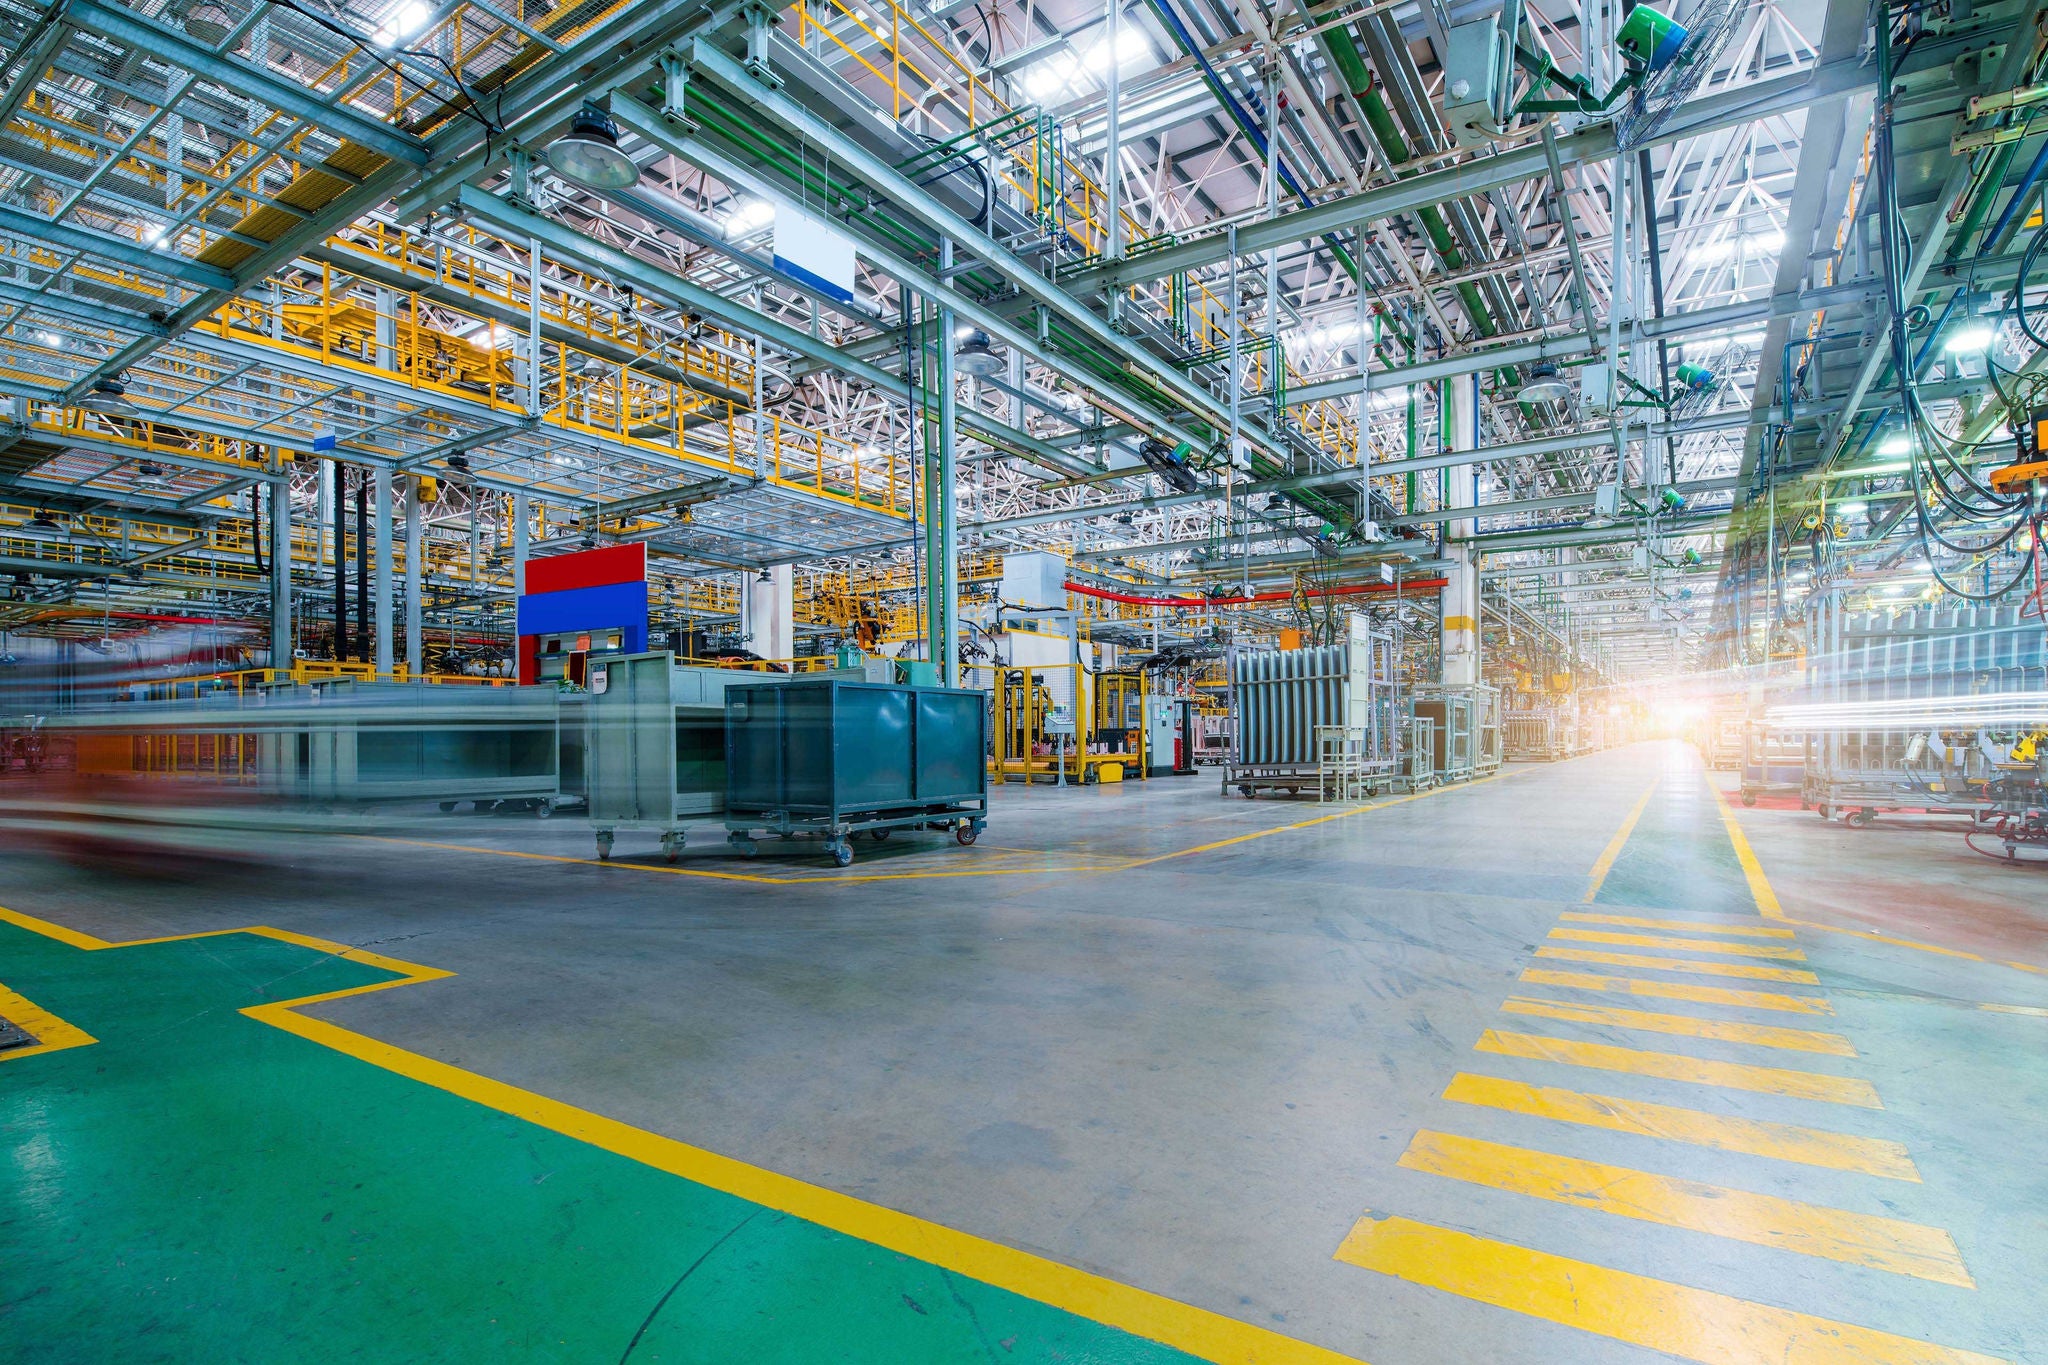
[1064,577,1445,607]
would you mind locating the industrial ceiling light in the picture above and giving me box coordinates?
[1943,322,1995,353]
[546,104,639,191]
[756,567,773,583]
[30,508,58,529]
[1516,362,1571,403]
[445,454,471,472]
[1877,433,1911,456]
[134,461,168,490]
[183,0,231,44]
[952,328,1004,376]
[77,377,136,415]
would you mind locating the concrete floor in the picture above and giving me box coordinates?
[2,740,2043,1363]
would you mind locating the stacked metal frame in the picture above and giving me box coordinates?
[1224,615,1395,799]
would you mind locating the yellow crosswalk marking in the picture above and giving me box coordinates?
[1475,1030,1881,1107]
[1550,927,1808,961]
[1561,911,1796,939]
[1333,1213,2006,1365]
[1397,1130,1971,1286]
[1520,967,1833,1015]
[1502,996,1856,1055]
[1442,1074,1920,1180]
[1536,946,1820,984]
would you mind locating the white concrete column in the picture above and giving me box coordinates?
[404,476,424,675]
[1439,374,1481,687]
[747,565,794,662]
[373,466,394,675]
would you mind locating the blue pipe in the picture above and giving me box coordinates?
[1984,135,2048,251]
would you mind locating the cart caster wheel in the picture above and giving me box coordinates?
[595,833,614,861]
[867,828,890,842]
[1848,810,1874,829]
[1740,793,1756,807]
[660,832,684,863]
[829,841,855,868]
[535,800,555,819]
[955,823,979,846]
[727,832,759,858]
[1238,785,1255,798]
[438,801,457,813]
[1817,804,1832,820]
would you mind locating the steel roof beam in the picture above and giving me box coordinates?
[65,0,429,168]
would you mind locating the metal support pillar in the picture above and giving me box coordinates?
[925,241,959,685]
[373,466,393,675]
[511,491,529,596]
[404,475,424,675]
[1440,373,1481,687]
[269,473,292,667]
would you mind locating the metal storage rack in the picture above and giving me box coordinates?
[723,679,989,866]
[1800,596,2019,823]
[1223,615,1394,798]
[584,652,781,862]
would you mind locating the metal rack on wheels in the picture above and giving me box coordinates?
[722,679,989,866]
[1223,615,1394,799]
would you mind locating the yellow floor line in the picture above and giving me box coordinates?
[1711,785,2048,977]
[0,980,97,1061]
[1519,967,1834,1015]
[1501,996,1856,1055]
[1441,1074,1918,1180]
[1475,1029,1881,1107]
[1560,911,1796,939]
[1548,927,1808,961]
[1535,945,1821,985]
[1397,1129,1970,1286]
[0,902,1355,1365]
[1782,917,2048,979]
[1333,1213,2007,1365]
[1708,783,1786,920]
[364,836,1125,885]
[1120,766,1527,870]
[1584,780,1658,902]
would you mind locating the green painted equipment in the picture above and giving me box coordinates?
[1616,4,1688,71]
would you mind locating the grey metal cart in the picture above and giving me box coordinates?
[722,678,988,866]
[584,652,781,862]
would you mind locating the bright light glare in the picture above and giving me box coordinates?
[38,330,60,347]
[142,226,163,244]
[470,324,516,350]
[1369,385,1408,409]
[1084,30,1146,72]
[1021,53,1080,100]
[375,0,431,45]
[1766,692,2048,731]
[1877,434,1911,456]
[1836,501,1867,515]
[726,199,775,236]
[1944,323,1995,353]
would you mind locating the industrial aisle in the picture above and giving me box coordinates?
[1,741,2041,1364]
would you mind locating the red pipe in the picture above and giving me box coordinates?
[1064,578,1446,609]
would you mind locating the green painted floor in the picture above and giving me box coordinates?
[0,923,1199,1364]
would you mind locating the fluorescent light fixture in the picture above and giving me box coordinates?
[1836,501,1867,515]
[1944,323,1995,353]
[374,0,431,45]
[470,324,516,350]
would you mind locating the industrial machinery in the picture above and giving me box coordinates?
[584,651,778,862]
[722,679,989,866]
[1224,615,1396,798]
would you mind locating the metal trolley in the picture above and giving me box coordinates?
[722,679,989,866]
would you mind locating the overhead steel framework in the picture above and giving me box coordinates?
[0,0,2039,681]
